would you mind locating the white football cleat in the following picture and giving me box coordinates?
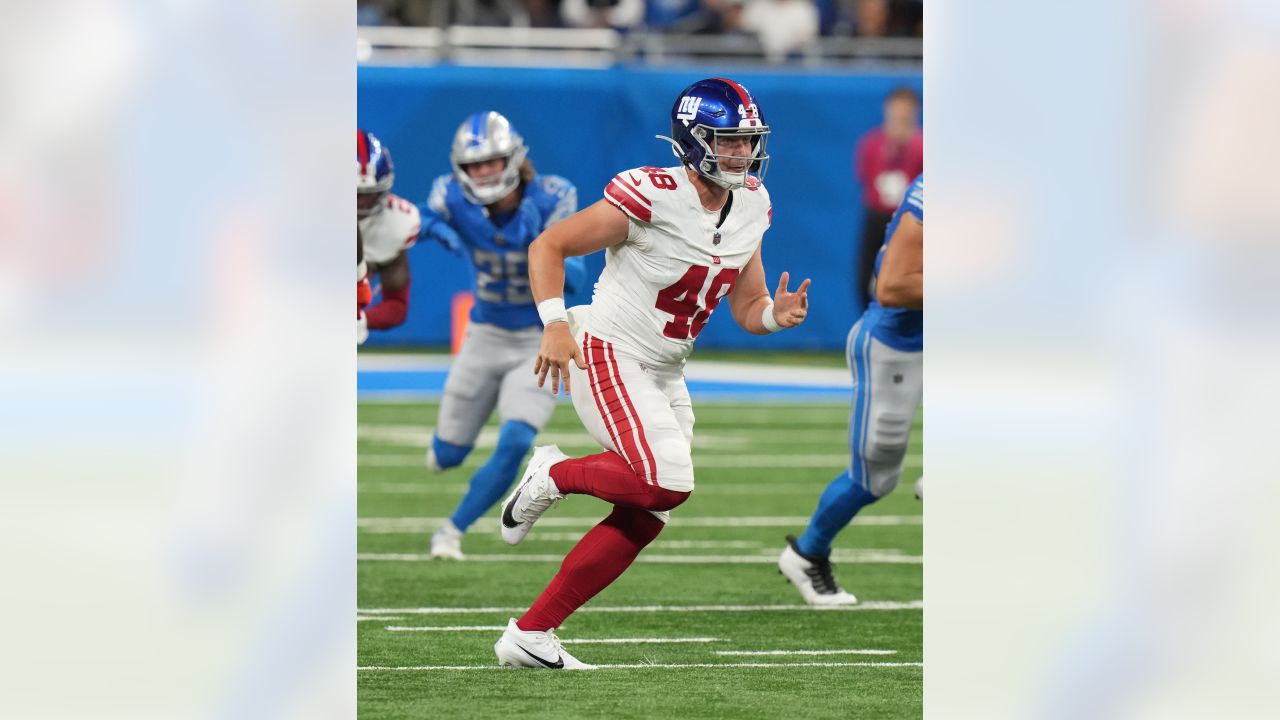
[494,618,596,670]
[429,520,464,560]
[500,445,568,545]
[778,535,858,606]
[914,476,924,501]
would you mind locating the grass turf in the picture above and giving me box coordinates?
[359,399,922,719]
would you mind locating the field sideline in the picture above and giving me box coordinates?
[358,368,922,718]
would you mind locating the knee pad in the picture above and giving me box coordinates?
[430,435,472,470]
[860,411,913,497]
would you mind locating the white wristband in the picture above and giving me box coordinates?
[761,301,782,333]
[357,259,368,282]
[537,297,569,327]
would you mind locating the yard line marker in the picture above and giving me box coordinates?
[384,625,506,632]
[358,601,922,615]
[357,661,922,671]
[357,515,920,532]
[714,649,898,656]
[360,453,920,469]
[563,638,721,645]
[357,551,921,565]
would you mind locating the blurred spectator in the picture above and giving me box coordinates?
[835,0,921,37]
[741,0,819,63]
[561,0,645,30]
[454,0,531,26]
[646,0,702,30]
[683,0,750,36]
[851,0,888,36]
[853,86,922,308]
[526,0,566,27]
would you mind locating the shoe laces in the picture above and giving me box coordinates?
[805,556,842,595]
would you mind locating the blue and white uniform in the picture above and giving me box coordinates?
[794,174,923,560]
[423,171,586,533]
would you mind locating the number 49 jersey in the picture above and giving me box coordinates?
[588,165,772,367]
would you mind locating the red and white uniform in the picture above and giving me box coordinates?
[359,193,420,265]
[568,165,772,494]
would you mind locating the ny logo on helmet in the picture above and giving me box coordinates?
[676,96,703,125]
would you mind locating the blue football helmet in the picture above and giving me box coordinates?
[357,128,395,218]
[658,77,770,189]
[450,111,529,206]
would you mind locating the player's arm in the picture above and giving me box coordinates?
[529,199,629,394]
[874,214,923,309]
[365,250,411,330]
[727,246,810,335]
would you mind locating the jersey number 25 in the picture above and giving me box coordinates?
[656,265,740,340]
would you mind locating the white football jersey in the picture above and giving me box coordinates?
[359,193,420,266]
[586,165,772,366]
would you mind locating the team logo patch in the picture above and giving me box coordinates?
[711,255,721,265]
[676,96,703,126]
[893,374,904,384]
[712,231,721,245]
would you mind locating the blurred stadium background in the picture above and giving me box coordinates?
[357,0,921,352]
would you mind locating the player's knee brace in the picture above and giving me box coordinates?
[491,420,537,474]
[862,411,913,497]
[430,435,472,470]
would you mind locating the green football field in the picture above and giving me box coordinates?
[358,397,922,719]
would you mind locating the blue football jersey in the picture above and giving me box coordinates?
[426,173,585,329]
[865,174,923,352]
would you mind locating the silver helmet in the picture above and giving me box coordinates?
[450,111,528,205]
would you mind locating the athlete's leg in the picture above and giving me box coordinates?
[549,333,694,506]
[517,504,666,631]
[429,325,502,470]
[795,323,922,558]
[514,334,692,631]
[447,330,555,532]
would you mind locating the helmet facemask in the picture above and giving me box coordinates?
[356,174,393,219]
[690,125,770,189]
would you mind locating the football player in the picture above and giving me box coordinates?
[778,173,923,606]
[492,78,810,669]
[421,111,586,560]
[357,129,421,342]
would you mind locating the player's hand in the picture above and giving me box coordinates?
[425,219,463,255]
[772,271,811,328]
[357,310,369,345]
[534,321,586,395]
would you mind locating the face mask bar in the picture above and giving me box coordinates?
[657,125,771,189]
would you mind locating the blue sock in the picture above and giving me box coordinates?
[432,435,472,470]
[795,470,879,558]
[450,420,537,532]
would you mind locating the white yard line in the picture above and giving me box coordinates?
[715,649,898,656]
[357,616,403,622]
[358,601,922,615]
[358,515,920,532]
[358,452,919,469]
[357,551,921,565]
[383,625,507,632]
[563,637,721,645]
[357,661,922,671]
